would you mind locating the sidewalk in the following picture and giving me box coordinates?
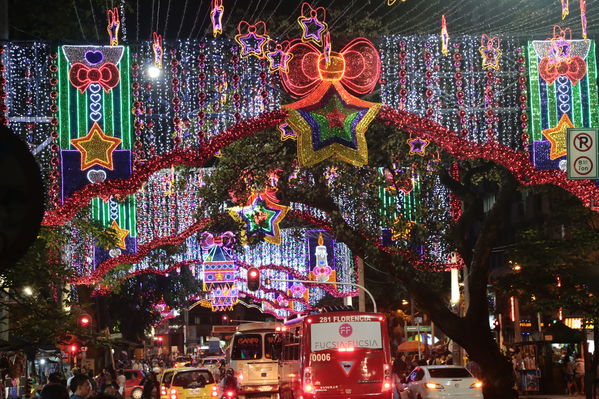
[521,395,585,398]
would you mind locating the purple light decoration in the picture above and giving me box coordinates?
[235,21,270,58]
[298,3,328,46]
[210,0,224,37]
[407,137,430,156]
[266,42,292,73]
[278,123,297,141]
[84,50,104,65]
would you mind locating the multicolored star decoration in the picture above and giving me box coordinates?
[235,21,269,58]
[228,192,289,245]
[108,219,129,250]
[542,113,574,160]
[280,37,382,167]
[407,137,430,156]
[278,123,297,141]
[70,122,122,170]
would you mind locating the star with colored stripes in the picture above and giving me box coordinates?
[71,122,121,170]
[542,113,574,160]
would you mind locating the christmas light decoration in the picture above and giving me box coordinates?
[479,34,502,70]
[68,62,120,93]
[235,21,269,58]
[152,32,163,69]
[210,0,225,37]
[266,41,292,73]
[297,3,328,46]
[307,231,336,284]
[537,26,587,86]
[407,137,430,156]
[107,8,120,46]
[109,219,130,249]
[70,122,122,170]
[581,0,588,40]
[200,232,239,311]
[228,192,289,245]
[441,15,449,56]
[278,123,297,140]
[542,113,574,160]
[281,38,382,166]
[561,0,570,19]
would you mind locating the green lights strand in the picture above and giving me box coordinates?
[547,81,557,129]
[587,41,599,127]
[571,81,582,128]
[58,48,70,149]
[121,47,132,149]
[527,42,542,141]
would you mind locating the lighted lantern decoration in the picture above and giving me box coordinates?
[537,26,587,86]
[307,231,336,284]
[210,0,225,37]
[228,192,289,245]
[235,21,270,58]
[200,232,239,311]
[281,37,382,167]
[479,34,502,71]
[297,2,328,46]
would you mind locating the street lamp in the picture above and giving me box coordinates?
[23,286,33,296]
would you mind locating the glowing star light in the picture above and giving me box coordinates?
[479,34,502,70]
[210,0,224,37]
[107,8,120,46]
[152,32,163,69]
[70,122,122,170]
[235,21,269,58]
[278,123,297,141]
[542,113,574,160]
[228,192,289,245]
[108,220,129,250]
[266,41,293,73]
[441,15,449,56]
[298,3,328,46]
[407,137,430,156]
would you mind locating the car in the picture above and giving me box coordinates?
[159,367,219,399]
[121,369,145,399]
[399,366,483,399]
[173,356,194,368]
[197,356,225,380]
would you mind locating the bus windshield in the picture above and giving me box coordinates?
[231,334,262,360]
[310,321,383,352]
[265,333,282,360]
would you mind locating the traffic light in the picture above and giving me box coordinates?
[69,344,79,353]
[79,315,91,328]
[247,267,260,291]
[221,314,229,324]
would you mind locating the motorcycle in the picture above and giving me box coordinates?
[221,389,238,399]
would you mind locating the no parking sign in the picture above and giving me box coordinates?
[567,128,599,179]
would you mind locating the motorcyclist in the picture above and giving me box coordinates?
[219,369,239,397]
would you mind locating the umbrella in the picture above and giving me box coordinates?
[397,341,428,352]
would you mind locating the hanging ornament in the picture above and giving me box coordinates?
[407,137,430,156]
[281,38,382,167]
[107,7,121,46]
[561,0,570,19]
[210,0,225,37]
[278,123,297,141]
[235,21,269,58]
[152,32,164,69]
[266,40,293,73]
[200,232,239,311]
[298,2,328,46]
[538,26,587,85]
[580,0,587,40]
[479,34,502,70]
[441,15,449,56]
[323,31,332,66]
[228,192,289,245]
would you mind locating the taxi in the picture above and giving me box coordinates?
[160,367,219,399]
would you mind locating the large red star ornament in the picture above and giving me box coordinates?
[71,122,121,170]
[542,113,574,160]
[326,106,347,129]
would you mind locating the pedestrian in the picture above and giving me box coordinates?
[69,375,92,399]
[40,383,70,399]
[574,353,585,395]
[564,356,575,395]
[142,372,158,399]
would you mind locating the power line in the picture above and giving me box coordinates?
[88,0,100,41]
[72,0,88,41]
[176,0,190,40]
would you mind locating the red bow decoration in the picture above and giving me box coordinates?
[199,231,236,251]
[539,56,587,85]
[69,62,120,93]
[280,37,381,98]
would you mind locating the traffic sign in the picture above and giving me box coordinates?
[567,128,598,179]
[405,325,432,332]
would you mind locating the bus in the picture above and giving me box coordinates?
[279,311,393,399]
[227,321,283,399]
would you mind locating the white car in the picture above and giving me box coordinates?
[399,366,483,399]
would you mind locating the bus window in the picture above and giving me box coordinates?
[231,334,262,360]
[265,333,282,360]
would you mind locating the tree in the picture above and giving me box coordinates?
[192,116,594,398]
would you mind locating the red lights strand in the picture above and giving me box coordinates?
[378,106,599,209]
[42,110,288,226]
[0,46,7,126]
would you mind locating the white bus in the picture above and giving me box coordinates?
[227,321,283,399]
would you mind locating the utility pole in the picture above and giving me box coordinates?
[0,0,8,40]
[357,257,365,312]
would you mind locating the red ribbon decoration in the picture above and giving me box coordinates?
[69,62,120,93]
[280,37,381,98]
[539,56,587,85]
